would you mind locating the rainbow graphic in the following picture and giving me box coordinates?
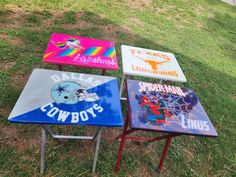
[53,42,66,49]
[103,47,115,57]
[67,38,77,42]
[43,51,55,59]
[43,48,82,59]
[57,48,82,57]
[44,46,115,60]
[83,47,102,56]
[83,47,115,57]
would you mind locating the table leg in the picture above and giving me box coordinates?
[92,128,102,173]
[120,74,125,98]
[58,65,63,71]
[115,116,129,172]
[101,69,106,75]
[40,127,46,174]
[157,136,172,173]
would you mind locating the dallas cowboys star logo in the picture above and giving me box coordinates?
[53,84,69,96]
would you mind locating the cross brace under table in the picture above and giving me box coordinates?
[40,125,102,174]
[114,116,181,174]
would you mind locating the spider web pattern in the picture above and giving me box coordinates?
[136,89,198,123]
[161,93,193,120]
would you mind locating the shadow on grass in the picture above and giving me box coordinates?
[0,7,236,177]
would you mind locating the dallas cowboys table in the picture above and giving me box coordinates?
[8,68,123,174]
[43,33,119,75]
[120,45,187,100]
[115,79,217,173]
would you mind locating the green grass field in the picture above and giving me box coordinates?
[0,0,236,176]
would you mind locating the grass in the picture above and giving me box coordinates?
[0,0,236,176]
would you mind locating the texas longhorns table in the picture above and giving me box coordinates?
[115,79,218,173]
[8,68,123,174]
[120,45,187,100]
[43,33,119,75]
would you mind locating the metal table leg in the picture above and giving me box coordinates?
[92,128,103,173]
[120,74,126,100]
[39,125,103,174]
[101,69,106,75]
[40,127,46,174]
[157,137,172,173]
[58,65,63,71]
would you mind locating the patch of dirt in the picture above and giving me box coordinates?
[0,33,24,46]
[100,23,135,42]
[102,128,122,141]
[0,60,16,71]
[195,4,205,16]
[129,17,145,26]
[61,20,92,30]
[126,0,153,9]
[0,125,41,153]
[233,95,236,100]
[0,106,11,118]
[134,164,152,177]
[182,148,194,161]
[1,4,28,29]
[154,4,176,14]
[10,72,28,88]
[1,5,93,35]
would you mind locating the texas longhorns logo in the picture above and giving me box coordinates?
[133,54,171,70]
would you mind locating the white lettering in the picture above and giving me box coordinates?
[51,75,61,83]
[86,107,96,117]
[57,110,70,122]
[80,111,89,121]
[41,103,53,112]
[71,112,79,123]
[204,121,210,131]
[93,104,104,113]
[47,107,59,117]
[181,116,188,129]
[139,82,146,92]
[182,118,210,131]
[62,73,70,80]
[71,73,78,80]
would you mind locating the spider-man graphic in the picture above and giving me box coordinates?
[137,95,175,125]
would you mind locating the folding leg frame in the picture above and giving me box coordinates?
[40,125,102,174]
[114,116,181,174]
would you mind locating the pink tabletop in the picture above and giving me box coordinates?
[43,33,119,70]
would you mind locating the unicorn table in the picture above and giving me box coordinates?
[120,45,187,100]
[43,33,119,75]
[115,79,217,174]
[8,68,123,174]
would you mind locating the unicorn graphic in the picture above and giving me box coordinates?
[52,38,84,49]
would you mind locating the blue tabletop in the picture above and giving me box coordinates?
[126,79,218,137]
[8,69,123,127]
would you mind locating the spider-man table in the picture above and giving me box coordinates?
[43,33,119,75]
[120,45,187,100]
[8,68,123,174]
[115,79,218,173]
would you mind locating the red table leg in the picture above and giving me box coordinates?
[58,65,63,71]
[115,116,130,172]
[157,136,172,173]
